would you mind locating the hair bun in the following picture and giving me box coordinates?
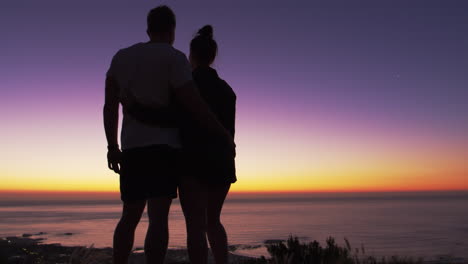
[197,25,213,39]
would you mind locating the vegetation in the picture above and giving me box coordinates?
[242,236,424,264]
[68,245,111,264]
[2,236,465,264]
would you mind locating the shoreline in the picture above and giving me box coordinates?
[0,236,258,264]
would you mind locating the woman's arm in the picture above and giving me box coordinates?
[229,96,236,138]
[120,88,178,127]
[221,80,236,138]
[124,102,177,127]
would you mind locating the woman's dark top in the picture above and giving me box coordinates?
[180,66,237,184]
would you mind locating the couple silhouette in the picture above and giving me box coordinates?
[103,6,236,264]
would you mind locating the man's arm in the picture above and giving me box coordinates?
[103,76,122,173]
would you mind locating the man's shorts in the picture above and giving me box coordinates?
[119,144,180,202]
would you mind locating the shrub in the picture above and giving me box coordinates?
[243,236,423,264]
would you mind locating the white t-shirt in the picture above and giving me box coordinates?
[106,42,192,150]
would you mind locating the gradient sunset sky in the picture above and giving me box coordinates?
[1,0,467,193]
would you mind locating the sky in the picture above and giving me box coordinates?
[1,0,468,193]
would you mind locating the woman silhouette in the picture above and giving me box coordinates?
[179,25,236,264]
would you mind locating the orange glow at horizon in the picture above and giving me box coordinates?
[2,168,467,194]
[1,107,467,194]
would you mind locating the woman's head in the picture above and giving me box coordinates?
[190,25,218,67]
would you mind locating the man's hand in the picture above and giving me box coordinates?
[107,148,122,174]
[104,76,121,173]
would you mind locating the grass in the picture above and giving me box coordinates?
[68,245,111,264]
[241,236,424,264]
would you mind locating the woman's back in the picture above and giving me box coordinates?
[193,67,236,136]
[180,66,236,152]
[179,66,237,184]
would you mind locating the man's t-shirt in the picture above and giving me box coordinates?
[106,42,192,150]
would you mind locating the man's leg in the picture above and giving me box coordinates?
[179,176,209,264]
[113,200,146,264]
[144,197,173,264]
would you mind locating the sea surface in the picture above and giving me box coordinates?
[1,191,468,261]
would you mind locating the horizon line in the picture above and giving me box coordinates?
[1,188,468,195]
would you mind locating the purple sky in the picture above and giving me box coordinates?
[1,0,468,191]
[2,1,467,122]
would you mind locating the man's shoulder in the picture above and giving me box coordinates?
[159,46,186,63]
[170,47,186,57]
[113,43,144,58]
[111,43,188,68]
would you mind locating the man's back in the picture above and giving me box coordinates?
[107,42,192,150]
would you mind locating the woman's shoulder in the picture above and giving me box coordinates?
[211,68,236,98]
[193,67,236,98]
[217,78,236,99]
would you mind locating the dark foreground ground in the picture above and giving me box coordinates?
[0,236,257,264]
[1,235,466,264]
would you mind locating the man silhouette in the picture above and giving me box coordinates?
[103,6,234,264]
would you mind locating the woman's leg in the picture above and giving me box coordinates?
[206,183,231,264]
[113,200,146,264]
[179,176,209,264]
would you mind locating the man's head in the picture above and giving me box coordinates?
[147,6,176,44]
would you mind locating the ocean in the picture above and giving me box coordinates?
[1,191,467,261]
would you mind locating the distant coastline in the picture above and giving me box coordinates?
[0,235,256,264]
